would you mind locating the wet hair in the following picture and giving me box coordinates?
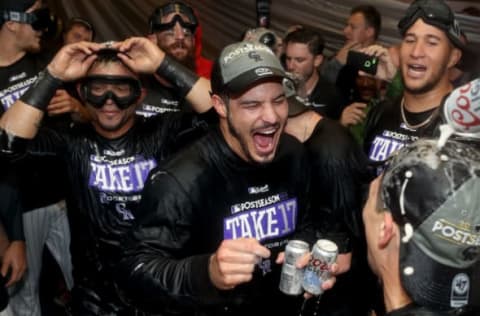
[283,28,324,56]
[351,5,382,40]
[89,49,135,76]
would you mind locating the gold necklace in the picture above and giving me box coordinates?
[400,98,439,130]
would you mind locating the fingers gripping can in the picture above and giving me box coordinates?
[279,240,309,295]
[302,239,338,296]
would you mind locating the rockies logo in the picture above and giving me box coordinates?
[248,51,263,62]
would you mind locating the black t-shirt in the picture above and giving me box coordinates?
[136,75,193,117]
[0,53,67,210]
[307,75,348,120]
[363,97,443,174]
[302,118,375,316]
[116,128,313,315]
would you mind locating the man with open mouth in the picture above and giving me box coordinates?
[115,41,337,316]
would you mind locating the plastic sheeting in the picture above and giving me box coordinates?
[46,0,480,58]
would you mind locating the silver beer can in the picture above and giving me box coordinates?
[302,239,338,296]
[279,240,309,295]
[443,78,480,139]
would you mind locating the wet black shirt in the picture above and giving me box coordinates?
[116,128,314,316]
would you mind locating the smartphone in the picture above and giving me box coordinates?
[346,51,378,75]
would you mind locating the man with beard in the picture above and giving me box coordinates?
[284,28,347,120]
[364,0,463,174]
[0,36,213,315]
[115,42,336,316]
[0,1,73,314]
[138,1,213,117]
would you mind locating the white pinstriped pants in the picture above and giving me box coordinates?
[9,200,73,316]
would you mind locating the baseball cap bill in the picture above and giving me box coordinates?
[398,0,465,50]
[382,138,480,312]
[212,41,286,95]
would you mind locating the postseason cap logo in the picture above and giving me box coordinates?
[222,42,274,64]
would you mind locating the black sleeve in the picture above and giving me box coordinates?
[0,125,67,159]
[115,168,222,313]
[306,120,372,252]
[0,164,24,241]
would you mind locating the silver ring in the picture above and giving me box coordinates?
[104,41,115,48]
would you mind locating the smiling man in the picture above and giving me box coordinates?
[114,42,333,316]
[0,36,213,315]
[363,0,463,173]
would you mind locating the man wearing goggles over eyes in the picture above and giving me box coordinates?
[0,37,213,315]
[138,1,213,117]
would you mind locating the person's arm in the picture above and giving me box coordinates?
[47,89,91,122]
[115,168,221,312]
[0,41,100,140]
[114,37,212,114]
[0,169,26,287]
[320,41,360,84]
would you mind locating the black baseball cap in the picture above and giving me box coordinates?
[382,138,480,312]
[398,0,465,50]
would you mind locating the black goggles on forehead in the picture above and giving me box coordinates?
[398,4,454,34]
[80,76,142,110]
[1,8,51,31]
[150,14,197,33]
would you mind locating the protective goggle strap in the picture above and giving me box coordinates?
[1,11,36,24]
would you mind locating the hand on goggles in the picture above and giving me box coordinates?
[80,75,142,109]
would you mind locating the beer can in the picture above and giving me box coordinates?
[443,78,480,139]
[279,240,309,295]
[302,239,338,296]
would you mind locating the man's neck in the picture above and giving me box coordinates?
[0,33,26,67]
[298,72,319,99]
[404,81,453,113]
[284,111,321,143]
[380,264,413,312]
[360,38,376,49]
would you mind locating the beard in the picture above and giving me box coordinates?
[165,40,196,71]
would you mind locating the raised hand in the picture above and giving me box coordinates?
[47,41,102,82]
[114,37,166,74]
[340,102,368,127]
[359,45,398,82]
[208,238,270,290]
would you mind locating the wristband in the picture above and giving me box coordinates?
[19,69,63,111]
[156,55,198,98]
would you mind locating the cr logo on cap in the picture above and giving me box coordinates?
[248,51,263,62]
